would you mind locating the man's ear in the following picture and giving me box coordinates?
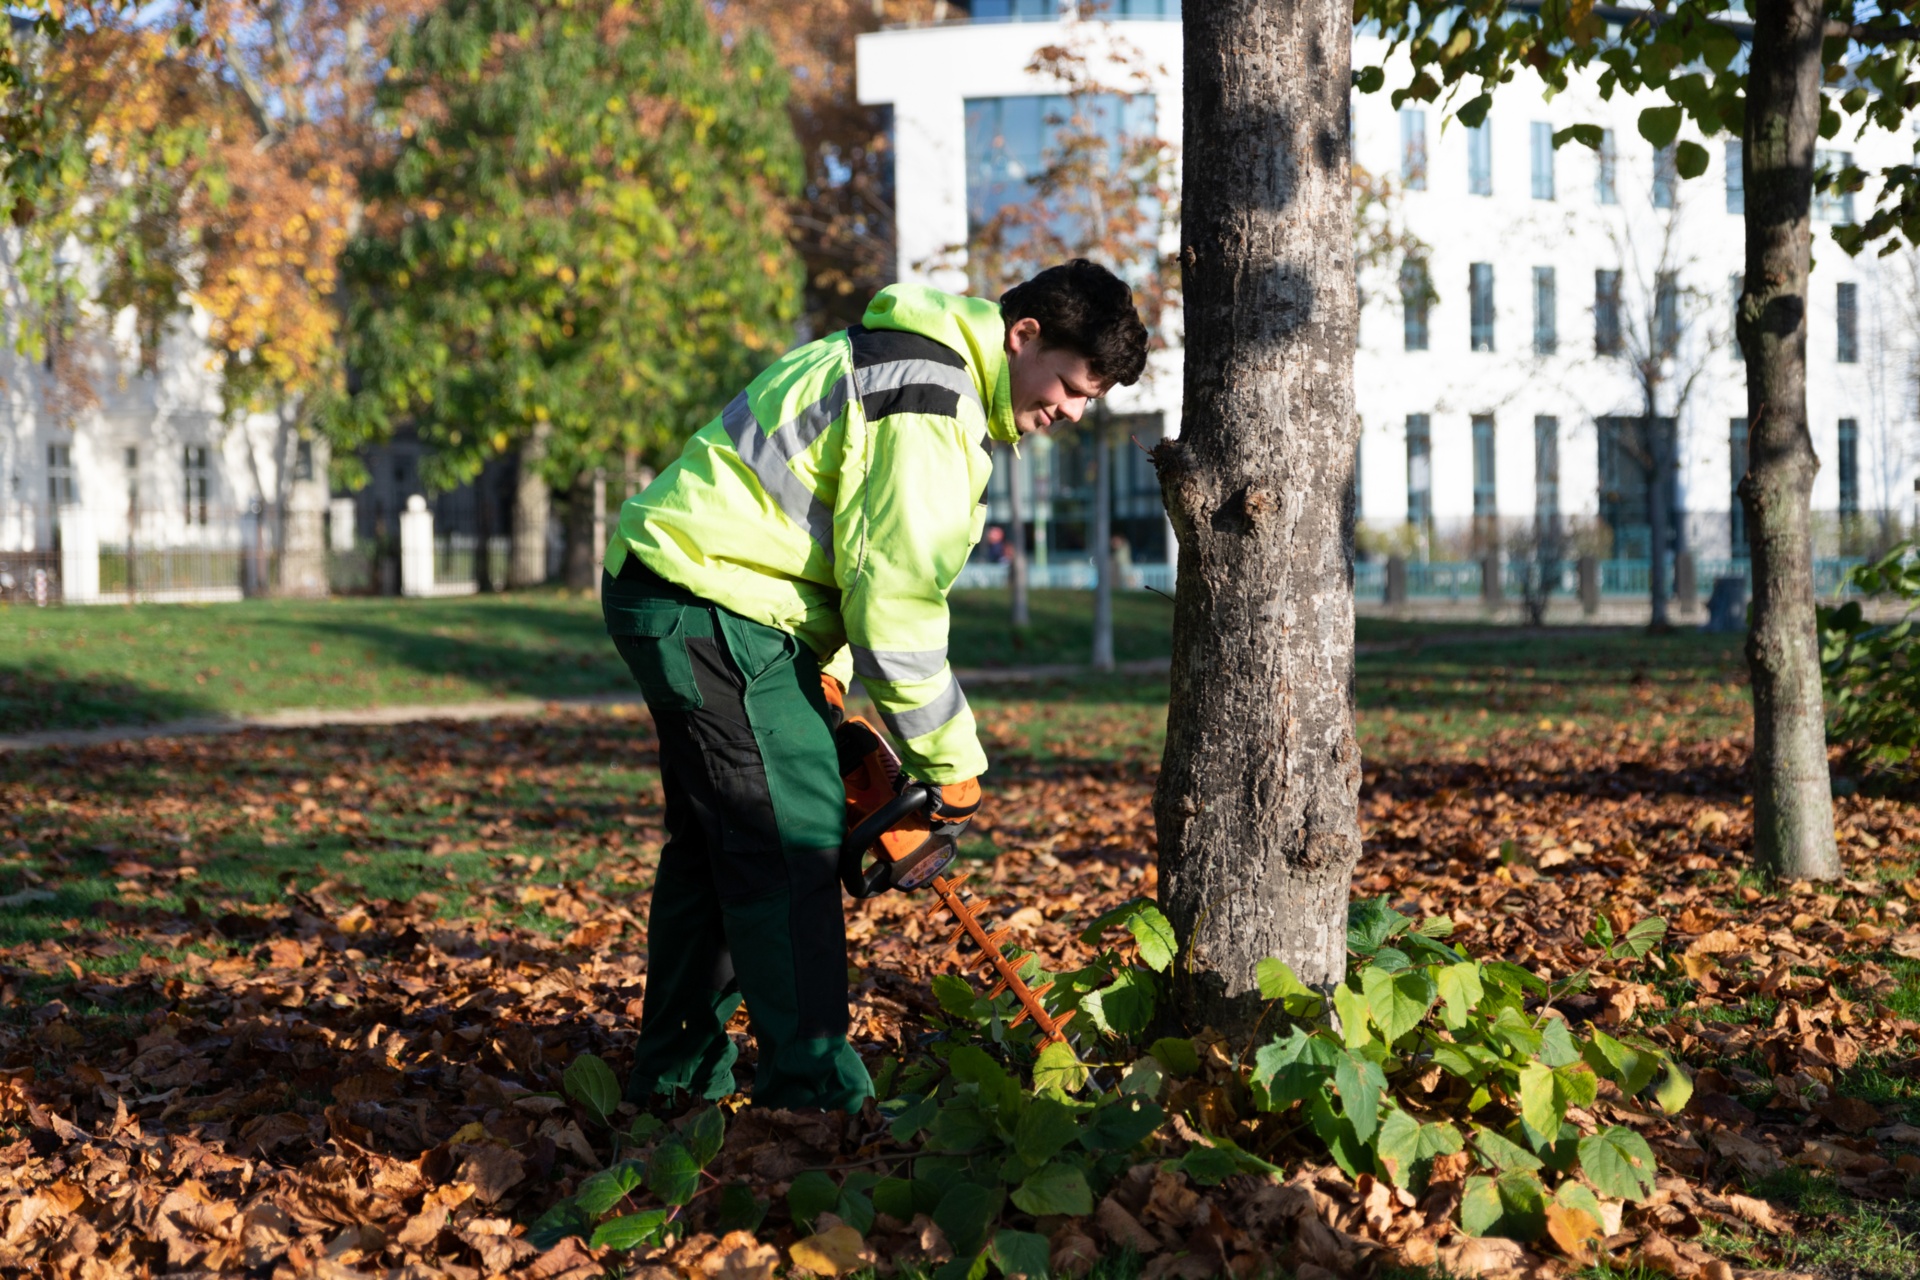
[1004,316,1042,354]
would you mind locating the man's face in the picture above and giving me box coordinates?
[1004,317,1110,436]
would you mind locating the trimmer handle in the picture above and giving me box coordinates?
[839,780,936,900]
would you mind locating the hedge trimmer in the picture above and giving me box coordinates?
[835,717,1074,1045]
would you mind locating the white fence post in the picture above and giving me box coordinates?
[58,504,98,603]
[400,495,435,597]
[329,497,358,553]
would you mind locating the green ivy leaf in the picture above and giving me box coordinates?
[1616,916,1668,959]
[1461,1170,1548,1241]
[591,1208,672,1251]
[988,1229,1052,1280]
[1347,896,1409,958]
[683,1105,725,1167]
[1333,1049,1388,1143]
[562,1053,620,1125]
[1308,1093,1373,1179]
[1078,899,1176,971]
[1033,1040,1089,1097]
[890,1095,939,1144]
[1332,983,1373,1049]
[526,1199,594,1249]
[1083,967,1157,1036]
[932,973,980,1018]
[1471,1125,1545,1172]
[1014,1095,1082,1164]
[788,1170,841,1229]
[715,1183,767,1234]
[1256,956,1322,1015]
[1010,1162,1093,1216]
[1148,1037,1200,1076]
[933,1182,1003,1255]
[1375,1108,1463,1193]
[645,1141,700,1207]
[1578,1126,1659,1202]
[1554,1179,1605,1225]
[1582,1028,1659,1096]
[1083,1095,1164,1152]
[1362,964,1437,1044]
[1653,1059,1693,1115]
[1432,1041,1499,1083]
[1518,1061,1562,1138]
[1436,961,1485,1030]
[948,1045,1023,1114]
[1539,1016,1583,1068]
[574,1161,645,1215]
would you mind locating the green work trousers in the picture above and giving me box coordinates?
[603,559,871,1112]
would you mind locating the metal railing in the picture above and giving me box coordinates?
[953,560,1174,592]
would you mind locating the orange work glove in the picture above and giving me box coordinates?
[931,777,981,822]
[820,673,846,727]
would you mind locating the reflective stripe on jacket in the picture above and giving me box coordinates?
[606,283,1019,783]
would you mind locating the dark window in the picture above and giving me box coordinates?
[47,444,73,505]
[1470,263,1495,351]
[1472,415,1497,519]
[1595,269,1623,355]
[1725,140,1744,214]
[1530,122,1555,200]
[964,91,1158,261]
[1598,416,1678,559]
[1533,267,1557,355]
[1535,416,1560,531]
[1837,281,1859,364]
[1653,145,1677,209]
[1401,109,1427,190]
[1596,129,1618,205]
[1655,272,1679,357]
[1814,150,1855,222]
[1401,259,1431,351]
[971,0,1063,20]
[1730,417,1749,553]
[293,439,314,482]
[1838,418,1860,517]
[1468,121,1492,196]
[1406,414,1432,528]
[184,445,209,526]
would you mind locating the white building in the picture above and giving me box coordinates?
[0,243,331,603]
[858,4,1920,570]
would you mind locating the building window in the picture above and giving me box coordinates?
[1406,414,1432,529]
[1400,109,1427,190]
[1837,281,1859,364]
[1655,272,1679,357]
[47,444,73,505]
[1595,269,1623,355]
[1535,415,1560,531]
[1732,272,1745,361]
[1653,145,1677,209]
[1596,129,1618,205]
[1730,417,1749,553]
[971,0,1064,20]
[184,445,209,525]
[1725,140,1744,214]
[963,91,1158,258]
[1400,259,1431,351]
[1472,414,1497,521]
[1533,267,1557,355]
[1468,120,1493,196]
[124,446,139,514]
[1838,418,1860,517]
[1470,263,1495,351]
[1814,150,1855,222]
[1530,122,1555,200]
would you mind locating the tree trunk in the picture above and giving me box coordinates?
[1739,0,1841,880]
[562,469,600,591]
[1152,0,1363,1035]
[1648,415,1671,630]
[1006,442,1031,632]
[1092,418,1115,672]
[510,428,551,589]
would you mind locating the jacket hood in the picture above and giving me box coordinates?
[860,284,1018,444]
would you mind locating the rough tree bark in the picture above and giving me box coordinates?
[1738,0,1841,880]
[1153,0,1363,1034]
[510,429,552,589]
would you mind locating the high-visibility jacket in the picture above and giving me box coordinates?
[606,283,1018,784]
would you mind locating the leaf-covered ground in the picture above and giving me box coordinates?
[2,663,1917,1279]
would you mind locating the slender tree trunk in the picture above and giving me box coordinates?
[510,428,551,589]
[563,469,600,591]
[1006,441,1031,632]
[1092,418,1115,672]
[1648,414,1671,630]
[1153,0,1363,1034]
[1739,0,1841,880]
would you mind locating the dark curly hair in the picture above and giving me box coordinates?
[999,259,1149,387]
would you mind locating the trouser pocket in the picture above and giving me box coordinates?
[609,604,705,710]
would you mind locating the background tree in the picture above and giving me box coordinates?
[333,0,804,589]
[1154,0,1362,1031]
[1344,0,1920,880]
[962,26,1178,665]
